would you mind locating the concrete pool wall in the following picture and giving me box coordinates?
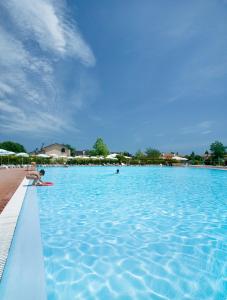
[0,182,46,300]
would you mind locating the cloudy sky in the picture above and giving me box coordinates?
[0,0,227,153]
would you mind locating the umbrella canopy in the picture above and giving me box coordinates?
[172,155,188,161]
[0,149,8,155]
[16,152,29,157]
[0,149,15,165]
[36,154,50,158]
[0,149,15,155]
[107,153,118,160]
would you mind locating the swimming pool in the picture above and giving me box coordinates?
[37,166,227,300]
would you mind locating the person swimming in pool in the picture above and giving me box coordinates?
[26,169,45,185]
[116,169,120,174]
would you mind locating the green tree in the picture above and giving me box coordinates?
[122,151,131,157]
[116,154,127,163]
[190,151,195,159]
[145,148,161,159]
[210,141,226,164]
[92,138,109,157]
[189,151,195,163]
[134,150,145,159]
[64,144,76,156]
[89,149,97,156]
[0,141,26,153]
[189,151,205,164]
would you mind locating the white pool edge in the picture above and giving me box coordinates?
[0,181,47,300]
[0,177,29,280]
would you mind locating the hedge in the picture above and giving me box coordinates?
[0,156,185,166]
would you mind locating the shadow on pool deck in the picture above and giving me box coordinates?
[0,169,27,213]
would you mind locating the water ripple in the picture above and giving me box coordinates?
[37,167,227,299]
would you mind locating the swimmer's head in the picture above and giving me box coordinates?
[39,169,45,176]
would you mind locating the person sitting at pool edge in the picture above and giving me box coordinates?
[26,169,45,185]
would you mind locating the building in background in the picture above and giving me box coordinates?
[39,143,71,157]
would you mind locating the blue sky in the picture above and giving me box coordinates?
[0,0,227,154]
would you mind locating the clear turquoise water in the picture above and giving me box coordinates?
[37,167,227,300]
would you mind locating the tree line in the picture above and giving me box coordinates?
[0,139,226,166]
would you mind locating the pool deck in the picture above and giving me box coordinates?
[0,171,29,281]
[0,169,27,214]
[0,169,27,279]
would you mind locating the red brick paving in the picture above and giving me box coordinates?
[0,169,26,213]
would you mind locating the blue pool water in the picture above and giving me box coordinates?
[37,167,227,300]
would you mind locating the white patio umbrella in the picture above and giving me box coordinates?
[16,152,29,157]
[16,152,29,165]
[107,153,118,160]
[107,153,118,158]
[172,155,188,161]
[36,154,50,158]
[0,149,15,164]
[0,149,8,164]
[0,149,9,155]
[0,149,15,155]
[36,153,50,166]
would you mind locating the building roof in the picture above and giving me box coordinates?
[42,143,68,150]
[161,153,174,159]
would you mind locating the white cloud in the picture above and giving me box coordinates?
[0,26,54,103]
[0,100,70,133]
[181,121,214,135]
[0,0,95,135]
[2,0,95,66]
[0,27,29,67]
[0,82,14,96]
[0,100,24,117]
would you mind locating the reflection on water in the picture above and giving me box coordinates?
[37,167,227,300]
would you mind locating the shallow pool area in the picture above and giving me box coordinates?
[37,167,227,299]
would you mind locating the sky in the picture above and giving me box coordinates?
[0,0,227,154]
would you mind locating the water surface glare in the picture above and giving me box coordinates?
[37,167,227,300]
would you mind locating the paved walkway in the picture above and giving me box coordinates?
[0,169,26,213]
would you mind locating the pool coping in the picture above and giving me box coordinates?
[0,176,29,280]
